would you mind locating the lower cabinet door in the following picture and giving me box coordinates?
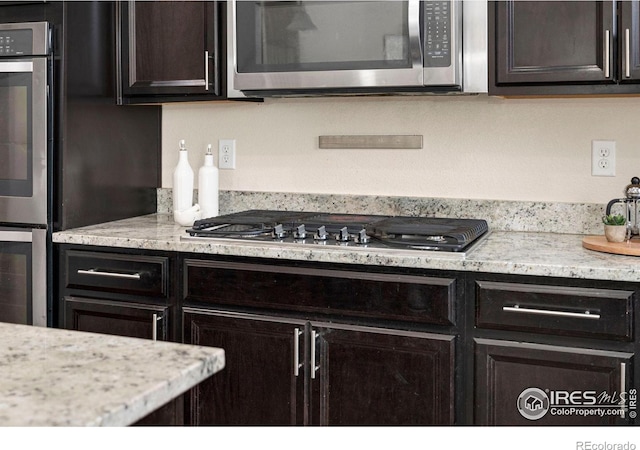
[62,296,177,425]
[183,309,306,425]
[475,338,634,425]
[311,325,456,425]
[182,309,455,425]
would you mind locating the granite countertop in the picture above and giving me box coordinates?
[52,213,640,283]
[0,322,225,426]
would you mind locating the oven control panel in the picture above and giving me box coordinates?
[0,29,32,56]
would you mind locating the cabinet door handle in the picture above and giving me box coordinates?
[620,362,627,419]
[310,330,319,380]
[503,305,600,320]
[152,313,163,341]
[605,29,611,78]
[293,328,303,377]
[204,50,209,91]
[77,268,141,280]
[625,28,631,78]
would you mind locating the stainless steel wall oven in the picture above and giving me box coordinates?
[0,21,50,326]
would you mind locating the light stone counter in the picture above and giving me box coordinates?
[0,322,225,426]
[52,213,640,283]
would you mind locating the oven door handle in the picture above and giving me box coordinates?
[0,61,34,73]
[0,230,34,243]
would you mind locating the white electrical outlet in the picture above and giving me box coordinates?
[219,139,236,170]
[591,140,616,176]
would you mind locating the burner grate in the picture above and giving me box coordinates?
[367,217,488,246]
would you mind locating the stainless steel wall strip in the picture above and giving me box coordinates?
[318,135,423,150]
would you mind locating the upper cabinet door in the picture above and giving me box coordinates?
[119,1,223,102]
[490,1,618,95]
[619,1,640,81]
[493,1,614,84]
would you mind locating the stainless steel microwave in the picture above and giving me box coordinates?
[228,0,487,97]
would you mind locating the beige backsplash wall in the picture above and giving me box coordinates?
[161,95,640,204]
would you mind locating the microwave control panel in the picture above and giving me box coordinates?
[0,29,32,56]
[424,1,451,67]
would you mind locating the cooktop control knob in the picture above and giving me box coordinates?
[336,227,350,242]
[314,225,328,241]
[294,224,307,240]
[354,229,370,244]
[272,224,287,239]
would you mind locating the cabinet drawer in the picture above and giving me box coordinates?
[64,296,169,341]
[184,260,456,326]
[475,281,634,341]
[65,250,169,297]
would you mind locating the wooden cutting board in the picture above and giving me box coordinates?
[582,235,640,256]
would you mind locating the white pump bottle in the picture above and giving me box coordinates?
[198,144,219,219]
[173,140,196,224]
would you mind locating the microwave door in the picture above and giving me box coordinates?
[233,0,424,92]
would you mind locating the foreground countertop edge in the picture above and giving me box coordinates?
[52,213,640,283]
[0,323,225,427]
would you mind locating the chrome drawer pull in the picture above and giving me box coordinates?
[310,330,319,380]
[503,305,600,320]
[625,28,631,78]
[204,50,209,91]
[77,268,141,280]
[621,362,627,419]
[605,29,611,78]
[293,328,303,377]
[152,313,162,341]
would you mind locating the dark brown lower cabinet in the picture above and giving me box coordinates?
[475,339,633,425]
[183,308,455,425]
[62,296,179,425]
[183,310,305,425]
[311,325,455,425]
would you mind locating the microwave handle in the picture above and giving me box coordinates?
[408,0,424,69]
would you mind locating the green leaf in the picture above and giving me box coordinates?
[602,214,627,226]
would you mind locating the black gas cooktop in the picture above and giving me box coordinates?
[183,210,489,255]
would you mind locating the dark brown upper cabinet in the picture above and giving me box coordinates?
[619,1,640,81]
[489,1,640,96]
[118,1,225,104]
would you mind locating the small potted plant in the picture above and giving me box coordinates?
[602,214,628,243]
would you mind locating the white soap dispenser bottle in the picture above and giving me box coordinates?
[173,139,195,222]
[198,144,219,219]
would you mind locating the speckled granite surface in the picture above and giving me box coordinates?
[0,322,225,426]
[53,213,640,283]
[157,189,607,235]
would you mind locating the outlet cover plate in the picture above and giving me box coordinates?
[592,140,616,176]
[219,139,236,170]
